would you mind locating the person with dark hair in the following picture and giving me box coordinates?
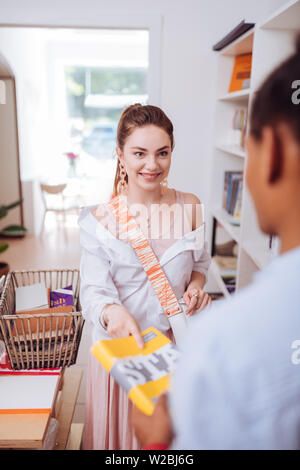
[132,36,300,450]
[78,104,211,449]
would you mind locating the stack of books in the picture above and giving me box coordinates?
[0,368,61,414]
[230,108,248,149]
[223,171,243,222]
[14,281,75,333]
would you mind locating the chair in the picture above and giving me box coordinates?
[40,182,81,234]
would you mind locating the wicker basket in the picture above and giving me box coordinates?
[0,270,84,370]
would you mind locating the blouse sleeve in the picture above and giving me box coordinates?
[79,228,121,333]
[192,240,211,280]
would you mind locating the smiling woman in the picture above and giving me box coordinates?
[79,103,211,450]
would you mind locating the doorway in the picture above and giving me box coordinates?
[0,26,151,233]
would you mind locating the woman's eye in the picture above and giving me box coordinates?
[159,151,168,157]
[135,152,144,157]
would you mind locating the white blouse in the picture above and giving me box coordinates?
[78,203,211,344]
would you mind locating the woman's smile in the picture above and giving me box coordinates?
[138,172,162,181]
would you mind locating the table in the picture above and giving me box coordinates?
[0,366,83,450]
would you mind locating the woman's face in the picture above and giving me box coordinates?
[117,124,172,191]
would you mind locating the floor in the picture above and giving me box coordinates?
[2,212,92,424]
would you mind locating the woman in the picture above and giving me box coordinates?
[79,104,211,450]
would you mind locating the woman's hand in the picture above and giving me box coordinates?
[103,304,144,349]
[183,285,211,316]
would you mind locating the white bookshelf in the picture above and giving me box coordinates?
[218,89,251,102]
[215,143,246,159]
[211,207,241,243]
[208,0,300,295]
[210,258,231,298]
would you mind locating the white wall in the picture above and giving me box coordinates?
[0,28,50,234]
[0,28,49,182]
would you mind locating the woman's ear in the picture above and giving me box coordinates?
[261,126,283,185]
[116,146,123,160]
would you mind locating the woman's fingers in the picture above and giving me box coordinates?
[188,291,212,315]
[198,293,211,310]
[186,294,198,314]
[130,321,144,349]
[184,289,212,316]
[106,306,144,348]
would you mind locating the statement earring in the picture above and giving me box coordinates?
[161,177,168,187]
[119,161,128,193]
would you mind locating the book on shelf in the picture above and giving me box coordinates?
[212,20,255,51]
[215,238,238,257]
[91,327,180,416]
[213,255,237,277]
[229,108,248,149]
[233,180,243,219]
[222,276,236,294]
[228,177,239,214]
[212,226,237,295]
[223,171,243,219]
[214,258,236,294]
[229,53,252,93]
[214,223,239,254]
[209,293,224,301]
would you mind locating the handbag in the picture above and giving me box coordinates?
[108,195,189,346]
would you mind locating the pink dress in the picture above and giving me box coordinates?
[82,190,207,450]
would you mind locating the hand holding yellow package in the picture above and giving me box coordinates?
[91,327,179,415]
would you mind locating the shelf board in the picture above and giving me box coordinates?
[260,0,300,31]
[210,259,231,298]
[218,89,250,102]
[242,242,276,269]
[211,207,241,243]
[220,29,254,57]
[215,143,246,159]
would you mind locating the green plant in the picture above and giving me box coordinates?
[0,200,27,256]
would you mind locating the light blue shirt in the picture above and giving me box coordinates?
[171,245,300,450]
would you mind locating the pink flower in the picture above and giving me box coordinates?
[64,152,78,160]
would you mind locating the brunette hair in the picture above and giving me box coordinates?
[250,34,300,144]
[113,103,174,196]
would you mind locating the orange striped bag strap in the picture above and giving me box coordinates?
[108,195,182,318]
